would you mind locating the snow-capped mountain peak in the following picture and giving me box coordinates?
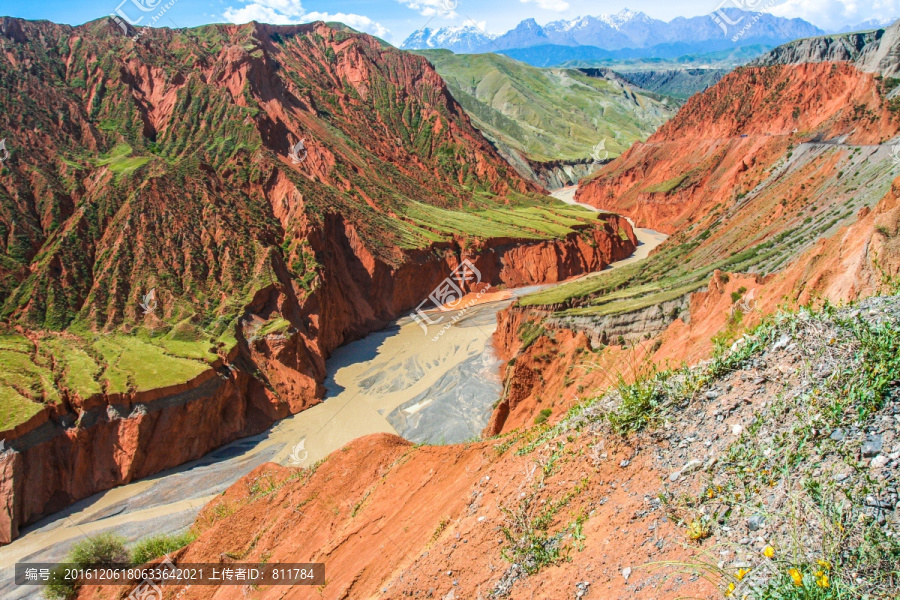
[837,17,899,33]
[400,9,823,55]
[401,24,496,52]
[601,9,650,29]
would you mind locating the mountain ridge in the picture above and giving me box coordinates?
[752,19,900,78]
[400,9,825,57]
[413,49,674,186]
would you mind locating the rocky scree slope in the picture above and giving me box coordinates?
[0,17,636,543]
[751,19,900,78]
[74,294,900,600]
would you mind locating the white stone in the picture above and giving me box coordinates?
[871,455,890,469]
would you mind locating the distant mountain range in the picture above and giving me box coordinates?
[400,9,825,58]
[837,17,898,33]
[497,39,782,68]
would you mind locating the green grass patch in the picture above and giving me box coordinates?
[559,280,705,318]
[40,338,103,398]
[643,174,688,194]
[0,335,34,352]
[413,50,672,163]
[404,200,609,241]
[517,322,547,350]
[94,336,209,393]
[95,144,151,178]
[0,348,60,406]
[0,386,43,432]
[257,317,292,338]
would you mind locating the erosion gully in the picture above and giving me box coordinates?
[0,188,666,596]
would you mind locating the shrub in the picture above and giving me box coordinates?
[534,408,552,425]
[131,530,196,566]
[45,533,129,599]
[68,533,129,567]
[606,372,666,434]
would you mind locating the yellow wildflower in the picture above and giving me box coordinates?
[816,559,831,571]
[763,546,775,558]
[816,573,830,589]
[789,568,803,587]
[736,568,750,581]
[725,582,736,597]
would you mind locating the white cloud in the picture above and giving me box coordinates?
[223,0,390,39]
[519,0,570,12]
[223,4,294,23]
[768,0,899,31]
[305,11,391,38]
[397,0,459,18]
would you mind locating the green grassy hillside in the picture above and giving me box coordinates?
[415,50,674,163]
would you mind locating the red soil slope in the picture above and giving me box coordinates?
[576,63,899,234]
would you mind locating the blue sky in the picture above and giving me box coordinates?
[0,0,896,45]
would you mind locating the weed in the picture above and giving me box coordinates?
[686,517,712,541]
[499,496,568,575]
[432,517,451,543]
[731,286,748,304]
